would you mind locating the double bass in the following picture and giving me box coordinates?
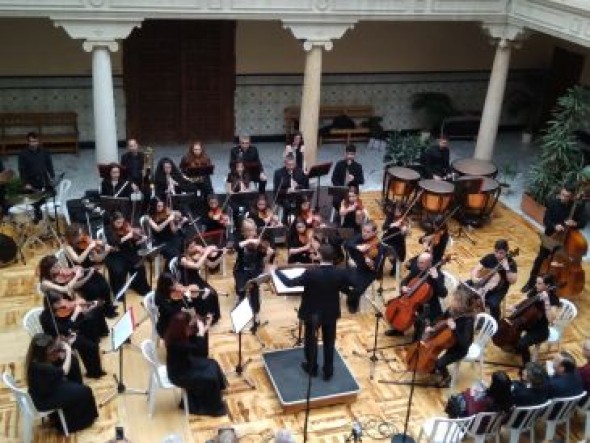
[385,255,452,332]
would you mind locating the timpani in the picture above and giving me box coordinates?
[455,175,501,224]
[452,158,497,178]
[418,179,455,215]
[382,166,421,203]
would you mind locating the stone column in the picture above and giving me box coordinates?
[474,24,525,161]
[84,41,119,164]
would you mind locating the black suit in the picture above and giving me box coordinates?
[273,167,309,222]
[276,265,353,376]
[512,381,550,406]
[549,371,585,399]
[120,151,145,186]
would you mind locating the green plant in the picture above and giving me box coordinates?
[498,162,518,186]
[527,85,590,205]
[5,177,22,198]
[410,92,458,133]
[383,130,429,167]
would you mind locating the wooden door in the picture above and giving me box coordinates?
[124,20,236,144]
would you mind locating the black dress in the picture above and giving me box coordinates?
[155,291,185,338]
[28,361,98,433]
[233,242,265,314]
[151,220,184,263]
[287,231,312,264]
[178,254,221,323]
[166,338,227,416]
[67,247,114,312]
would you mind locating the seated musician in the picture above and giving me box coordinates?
[468,239,517,320]
[331,144,365,214]
[204,194,231,233]
[382,201,409,276]
[179,141,213,198]
[419,214,450,265]
[521,184,587,292]
[148,198,188,264]
[512,361,550,406]
[120,138,145,189]
[226,160,252,194]
[62,224,117,318]
[344,220,385,313]
[510,274,560,367]
[274,154,309,224]
[100,163,133,198]
[233,218,274,333]
[18,132,54,221]
[385,252,448,338]
[548,351,585,398]
[246,194,281,229]
[429,287,476,387]
[294,194,323,228]
[579,339,590,396]
[153,157,185,202]
[103,211,152,297]
[230,135,267,193]
[284,132,306,171]
[40,290,107,378]
[178,236,222,324]
[420,134,451,180]
[340,187,368,234]
[288,218,320,264]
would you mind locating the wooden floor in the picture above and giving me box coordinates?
[1,191,589,443]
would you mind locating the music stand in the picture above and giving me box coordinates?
[336,227,356,241]
[100,196,131,220]
[242,162,262,181]
[307,162,333,210]
[115,272,137,312]
[231,190,259,210]
[259,225,288,245]
[228,297,255,389]
[170,192,195,213]
[44,172,65,237]
[184,165,215,179]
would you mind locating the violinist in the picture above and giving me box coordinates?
[234,218,274,332]
[229,135,267,193]
[104,211,152,297]
[419,214,450,265]
[331,144,365,215]
[148,198,188,264]
[179,140,213,198]
[153,157,185,202]
[62,225,117,318]
[510,274,560,366]
[100,163,132,198]
[340,187,368,234]
[385,252,448,338]
[273,154,309,223]
[204,194,231,233]
[382,201,409,276]
[246,194,281,229]
[39,290,107,378]
[294,194,323,228]
[283,131,306,171]
[344,220,385,313]
[25,333,98,434]
[178,236,222,324]
[287,218,316,264]
[521,185,587,293]
[468,239,517,321]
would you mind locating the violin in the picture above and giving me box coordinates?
[76,233,104,253]
[52,266,87,285]
[155,208,183,224]
[300,208,322,228]
[55,298,103,318]
[115,221,144,242]
[208,207,230,226]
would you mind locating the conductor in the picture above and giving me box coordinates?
[275,244,354,381]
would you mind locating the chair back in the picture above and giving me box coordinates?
[422,416,473,442]
[139,215,153,248]
[543,391,586,422]
[143,291,158,321]
[553,299,577,334]
[169,256,179,277]
[23,308,44,337]
[54,248,69,267]
[466,411,504,438]
[472,312,498,348]
[140,339,167,384]
[56,179,72,204]
[96,228,106,242]
[2,372,39,418]
[504,400,550,432]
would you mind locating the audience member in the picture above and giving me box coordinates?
[512,362,550,406]
[548,350,585,398]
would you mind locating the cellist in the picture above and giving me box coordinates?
[521,185,587,293]
[384,252,447,338]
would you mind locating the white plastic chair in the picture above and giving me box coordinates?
[577,394,590,440]
[2,372,69,443]
[22,308,44,337]
[169,256,179,278]
[542,391,586,441]
[502,400,550,443]
[451,313,498,388]
[464,411,504,443]
[140,339,188,419]
[41,179,72,225]
[54,248,70,268]
[441,270,459,304]
[534,298,577,358]
[142,291,160,347]
[417,415,473,442]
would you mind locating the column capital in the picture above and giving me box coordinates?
[52,18,142,52]
[481,22,527,45]
[283,20,356,51]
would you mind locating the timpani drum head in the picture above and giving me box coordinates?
[452,158,497,177]
[387,167,421,197]
[419,179,455,214]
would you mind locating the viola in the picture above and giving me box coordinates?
[115,221,144,242]
[300,208,322,228]
[55,299,103,318]
[208,207,230,226]
[52,266,86,285]
[76,234,104,253]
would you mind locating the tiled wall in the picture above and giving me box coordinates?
[0,72,523,142]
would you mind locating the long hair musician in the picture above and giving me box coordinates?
[148,198,188,264]
[100,163,132,198]
[179,141,213,198]
[153,157,185,202]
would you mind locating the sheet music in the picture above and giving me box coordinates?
[111,307,135,351]
[230,297,254,333]
[271,267,306,294]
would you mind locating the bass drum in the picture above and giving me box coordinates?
[0,233,17,266]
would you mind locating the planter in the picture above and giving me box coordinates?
[520,192,546,225]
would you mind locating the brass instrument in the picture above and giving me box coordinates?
[143,146,154,184]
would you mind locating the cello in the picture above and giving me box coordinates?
[385,255,452,332]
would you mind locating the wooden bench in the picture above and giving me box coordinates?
[284,105,374,146]
[0,112,79,154]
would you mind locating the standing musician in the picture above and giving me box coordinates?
[283,131,306,171]
[229,135,267,194]
[147,198,188,264]
[120,138,145,189]
[419,214,450,264]
[104,211,151,297]
[521,185,587,292]
[385,252,448,338]
[339,187,368,234]
[178,236,222,324]
[153,157,185,202]
[274,244,355,381]
[288,218,320,264]
[468,239,517,321]
[18,132,54,221]
[421,135,451,180]
[294,194,323,228]
[179,141,213,198]
[234,218,274,333]
[62,224,117,318]
[331,144,365,215]
[274,154,309,223]
[344,220,385,313]
[382,201,409,276]
[100,163,132,198]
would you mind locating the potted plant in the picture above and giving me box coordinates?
[505,72,547,144]
[497,162,519,195]
[521,85,590,223]
[410,92,458,137]
[383,130,429,167]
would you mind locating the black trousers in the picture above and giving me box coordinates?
[105,252,151,297]
[435,345,468,374]
[304,319,337,376]
[525,246,551,288]
[346,268,376,312]
[517,327,549,366]
[485,289,508,321]
[234,268,261,314]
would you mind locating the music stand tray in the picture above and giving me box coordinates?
[184,165,215,177]
[328,186,350,199]
[100,196,131,217]
[278,189,315,203]
[231,191,259,207]
[170,192,196,209]
[307,162,332,180]
[259,225,288,243]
